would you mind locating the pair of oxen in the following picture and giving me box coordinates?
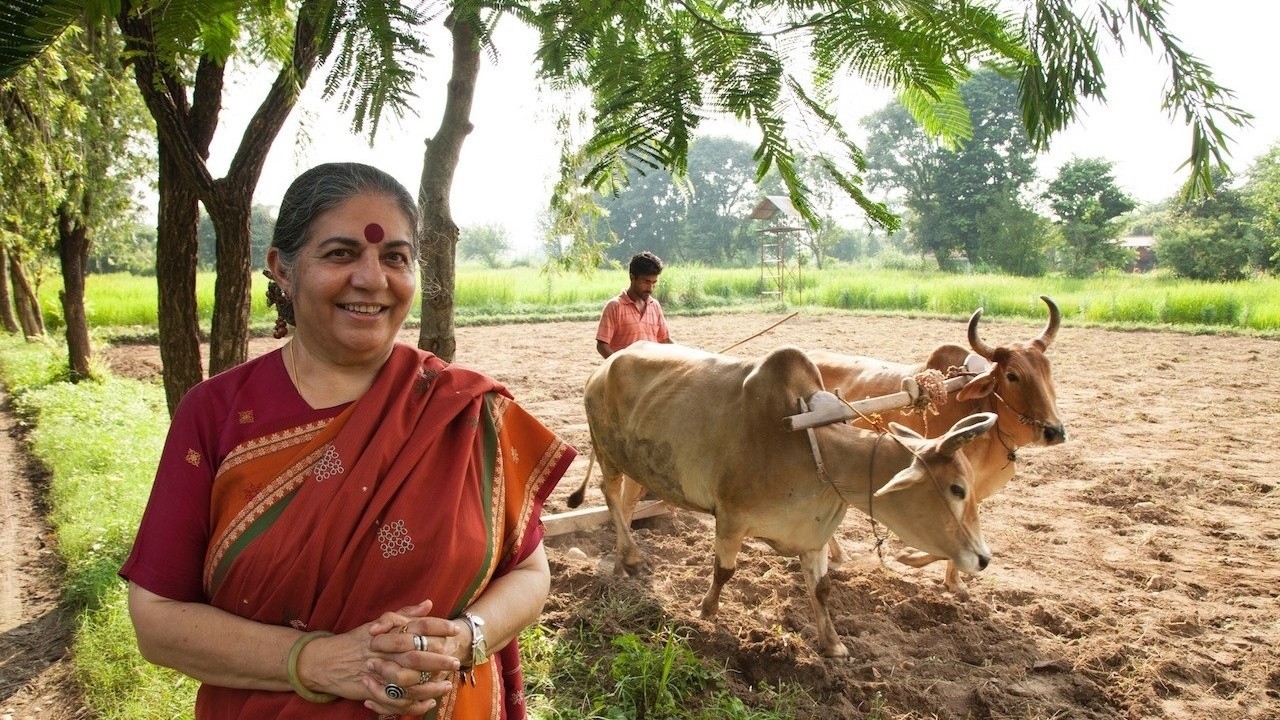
[569,297,1066,657]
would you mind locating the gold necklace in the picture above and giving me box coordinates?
[289,339,306,399]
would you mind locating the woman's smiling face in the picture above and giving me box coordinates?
[275,192,417,366]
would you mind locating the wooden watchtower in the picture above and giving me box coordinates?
[748,195,805,303]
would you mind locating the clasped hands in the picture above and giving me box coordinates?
[300,599,468,716]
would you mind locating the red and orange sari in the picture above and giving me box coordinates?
[123,344,575,720]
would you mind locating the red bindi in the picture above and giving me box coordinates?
[364,223,385,243]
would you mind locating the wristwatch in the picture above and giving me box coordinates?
[460,611,489,668]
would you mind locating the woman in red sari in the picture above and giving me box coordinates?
[120,163,575,719]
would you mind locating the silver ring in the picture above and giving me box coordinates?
[384,683,405,700]
[412,634,426,652]
[419,670,429,685]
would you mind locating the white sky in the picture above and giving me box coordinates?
[212,0,1278,254]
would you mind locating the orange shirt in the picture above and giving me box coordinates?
[596,290,670,350]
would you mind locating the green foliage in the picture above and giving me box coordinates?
[0,25,142,274]
[609,627,721,718]
[37,272,272,330]
[536,0,1031,239]
[864,70,1042,271]
[0,334,67,391]
[16,376,166,609]
[1020,0,1250,199]
[596,136,762,266]
[77,585,198,720]
[1242,140,1280,271]
[0,0,84,80]
[1156,221,1251,282]
[459,223,513,268]
[520,589,810,720]
[89,220,158,275]
[1157,173,1256,281]
[973,194,1053,276]
[318,0,431,138]
[36,264,1280,334]
[1045,157,1138,276]
[198,204,277,271]
[0,334,187,717]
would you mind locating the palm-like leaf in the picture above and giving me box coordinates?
[0,0,84,80]
[534,0,1250,231]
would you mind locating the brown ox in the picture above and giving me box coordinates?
[810,295,1066,595]
[572,341,997,656]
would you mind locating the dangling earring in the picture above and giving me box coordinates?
[264,269,295,339]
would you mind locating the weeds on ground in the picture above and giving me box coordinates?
[522,585,810,720]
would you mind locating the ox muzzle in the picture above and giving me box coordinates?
[1041,423,1067,445]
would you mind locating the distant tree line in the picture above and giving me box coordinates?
[549,70,1277,283]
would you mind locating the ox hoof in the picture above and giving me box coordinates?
[942,581,970,601]
[822,642,849,659]
[614,557,645,577]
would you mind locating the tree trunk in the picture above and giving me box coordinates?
[118,6,221,412]
[417,15,480,362]
[205,186,253,374]
[155,144,205,414]
[0,245,18,334]
[7,251,43,338]
[55,205,92,381]
[204,2,321,373]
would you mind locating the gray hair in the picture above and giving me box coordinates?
[271,162,419,275]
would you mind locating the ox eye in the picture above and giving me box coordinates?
[1005,371,1020,382]
[949,484,966,500]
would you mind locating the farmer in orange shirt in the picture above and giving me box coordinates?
[595,251,673,359]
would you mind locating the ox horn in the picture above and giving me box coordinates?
[967,308,995,360]
[1034,295,1061,350]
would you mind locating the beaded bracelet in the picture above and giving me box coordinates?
[287,630,338,703]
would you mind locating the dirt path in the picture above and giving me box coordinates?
[28,311,1280,719]
[0,388,87,720]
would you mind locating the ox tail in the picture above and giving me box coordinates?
[566,449,596,508]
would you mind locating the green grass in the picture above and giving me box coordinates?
[520,589,811,720]
[37,265,1280,336]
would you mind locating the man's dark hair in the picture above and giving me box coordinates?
[629,251,664,277]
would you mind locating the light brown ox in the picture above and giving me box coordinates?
[571,341,998,657]
[810,295,1067,595]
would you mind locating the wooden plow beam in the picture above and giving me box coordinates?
[544,499,668,537]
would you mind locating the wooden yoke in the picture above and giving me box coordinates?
[785,371,978,432]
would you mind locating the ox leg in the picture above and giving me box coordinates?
[799,549,848,658]
[700,529,745,619]
[943,560,969,599]
[896,550,968,598]
[826,535,849,568]
[600,468,646,576]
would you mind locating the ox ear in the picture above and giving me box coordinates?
[874,465,926,497]
[886,422,923,440]
[955,365,998,402]
[938,412,997,455]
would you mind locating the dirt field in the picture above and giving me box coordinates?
[17,310,1280,719]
